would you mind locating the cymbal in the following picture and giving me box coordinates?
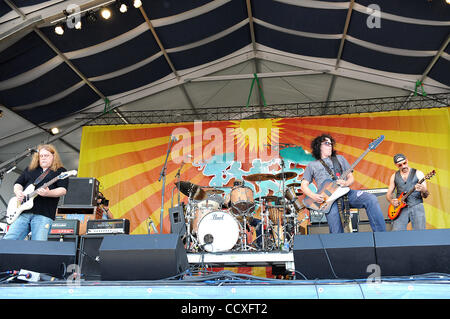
[286,182,302,188]
[243,173,275,182]
[274,172,297,180]
[175,181,207,200]
[260,195,281,202]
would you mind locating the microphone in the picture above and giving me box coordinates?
[5,165,16,174]
[28,148,37,154]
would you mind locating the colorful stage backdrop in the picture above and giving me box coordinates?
[78,107,449,234]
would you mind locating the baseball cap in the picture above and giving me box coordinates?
[393,153,407,164]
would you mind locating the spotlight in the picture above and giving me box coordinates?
[119,3,128,13]
[446,0,450,4]
[54,24,64,35]
[50,127,60,135]
[100,8,112,19]
[133,0,142,8]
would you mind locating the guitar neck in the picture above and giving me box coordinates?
[341,147,371,179]
[402,176,426,200]
[29,175,60,197]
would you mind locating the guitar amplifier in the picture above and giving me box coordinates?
[49,219,80,235]
[58,177,99,214]
[86,219,130,235]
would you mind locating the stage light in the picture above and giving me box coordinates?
[133,0,142,8]
[446,0,450,5]
[50,127,60,135]
[75,20,82,29]
[119,3,128,13]
[100,8,112,19]
[54,24,64,35]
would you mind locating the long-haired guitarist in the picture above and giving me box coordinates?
[386,153,429,231]
[300,134,386,233]
[3,144,68,241]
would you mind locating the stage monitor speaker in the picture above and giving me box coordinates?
[374,229,450,277]
[58,177,99,211]
[99,234,189,281]
[0,240,77,278]
[293,232,376,280]
[78,235,104,281]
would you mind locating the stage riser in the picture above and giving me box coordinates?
[293,229,450,279]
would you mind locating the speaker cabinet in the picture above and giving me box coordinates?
[374,229,450,276]
[58,178,99,214]
[78,235,104,281]
[359,188,389,221]
[293,232,376,279]
[99,234,189,281]
[0,240,77,278]
[169,204,186,237]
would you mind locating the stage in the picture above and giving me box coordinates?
[1,229,450,301]
[1,274,449,300]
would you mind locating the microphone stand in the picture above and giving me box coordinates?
[0,148,36,188]
[158,136,176,234]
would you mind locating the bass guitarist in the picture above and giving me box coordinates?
[3,144,68,241]
[386,153,429,231]
[300,134,386,233]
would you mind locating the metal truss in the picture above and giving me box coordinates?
[79,92,450,125]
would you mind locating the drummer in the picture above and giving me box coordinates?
[224,180,263,249]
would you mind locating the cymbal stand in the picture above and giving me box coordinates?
[279,158,288,250]
[184,200,194,251]
[256,180,266,251]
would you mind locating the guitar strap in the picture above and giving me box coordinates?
[33,168,51,187]
[319,157,351,231]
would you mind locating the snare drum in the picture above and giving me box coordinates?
[197,210,241,252]
[230,186,255,215]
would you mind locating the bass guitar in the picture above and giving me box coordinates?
[388,170,435,220]
[303,135,384,214]
[6,170,77,225]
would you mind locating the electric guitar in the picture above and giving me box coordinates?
[6,170,77,225]
[303,135,384,214]
[388,170,435,220]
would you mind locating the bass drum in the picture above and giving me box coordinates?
[197,210,241,252]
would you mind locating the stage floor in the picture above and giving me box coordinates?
[1,276,449,300]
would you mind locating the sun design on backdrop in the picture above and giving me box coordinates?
[229,118,283,156]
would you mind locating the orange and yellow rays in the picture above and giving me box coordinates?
[77,108,449,233]
[229,118,283,159]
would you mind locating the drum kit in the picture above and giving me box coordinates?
[174,171,308,253]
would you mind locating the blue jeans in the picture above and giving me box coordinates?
[392,203,426,231]
[326,189,386,233]
[3,213,52,241]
